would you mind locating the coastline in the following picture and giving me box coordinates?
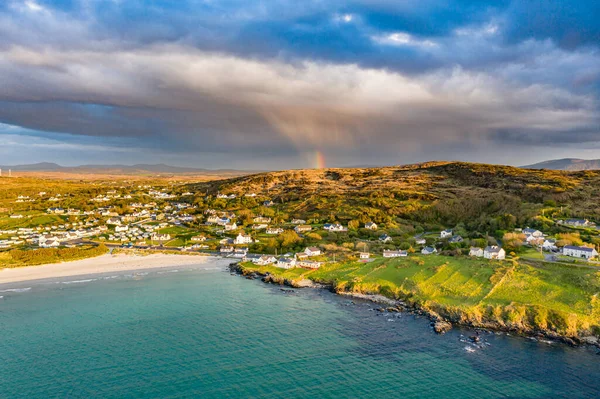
[0,253,229,285]
[233,264,600,348]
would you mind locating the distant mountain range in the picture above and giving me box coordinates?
[521,158,600,171]
[0,162,257,175]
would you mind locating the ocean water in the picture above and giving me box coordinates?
[0,264,599,398]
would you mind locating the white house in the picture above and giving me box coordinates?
[106,217,121,226]
[469,247,484,257]
[266,227,284,235]
[421,246,437,255]
[323,223,347,232]
[191,235,206,242]
[151,233,171,241]
[298,260,322,269]
[542,239,557,251]
[291,219,306,225]
[115,225,129,233]
[276,257,296,269]
[379,234,392,243]
[563,245,598,259]
[523,228,543,238]
[294,225,312,233]
[484,246,506,260]
[304,247,321,257]
[253,216,272,223]
[224,222,238,231]
[220,245,234,254]
[440,229,453,239]
[234,233,253,245]
[364,222,378,230]
[383,249,407,258]
[255,255,277,265]
[359,252,370,260]
[415,237,426,245]
[39,235,60,248]
[564,219,591,227]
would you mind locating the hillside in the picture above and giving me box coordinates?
[522,158,600,171]
[189,161,600,232]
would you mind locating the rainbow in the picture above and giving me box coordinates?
[314,150,326,169]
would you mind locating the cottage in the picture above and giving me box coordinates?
[542,239,557,251]
[298,260,323,269]
[151,233,171,241]
[440,229,453,239]
[115,225,129,233]
[291,219,306,225]
[304,247,321,257]
[252,224,268,230]
[469,247,484,257]
[294,225,312,233]
[191,235,206,242]
[364,222,378,230]
[563,245,598,259]
[256,255,277,265]
[253,216,272,223]
[220,245,234,254]
[224,222,238,231]
[323,223,348,231]
[484,246,506,260]
[234,233,253,245]
[421,246,437,255]
[233,247,248,258]
[383,249,407,258]
[379,234,392,243]
[564,219,591,227]
[523,228,543,238]
[266,227,284,235]
[106,217,121,226]
[276,257,296,269]
[448,235,463,244]
[263,200,274,207]
[415,237,426,245]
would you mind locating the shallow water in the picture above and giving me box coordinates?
[0,264,598,398]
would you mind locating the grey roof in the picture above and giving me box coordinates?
[484,246,503,253]
[564,245,595,252]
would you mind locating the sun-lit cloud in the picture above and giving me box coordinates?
[0,0,598,168]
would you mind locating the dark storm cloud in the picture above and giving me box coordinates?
[0,0,598,167]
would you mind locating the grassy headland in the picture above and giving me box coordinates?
[238,255,600,340]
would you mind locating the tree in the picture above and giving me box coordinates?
[279,230,302,248]
[348,220,359,230]
[502,232,525,252]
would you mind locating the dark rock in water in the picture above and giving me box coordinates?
[469,335,480,343]
[377,308,386,312]
[562,337,577,347]
[433,321,452,334]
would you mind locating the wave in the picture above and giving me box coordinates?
[0,287,32,293]
[61,279,97,284]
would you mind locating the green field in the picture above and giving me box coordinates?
[0,214,65,230]
[241,255,600,337]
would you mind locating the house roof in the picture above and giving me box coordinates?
[485,246,503,253]
[564,245,595,252]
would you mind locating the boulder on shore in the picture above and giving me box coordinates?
[433,321,452,334]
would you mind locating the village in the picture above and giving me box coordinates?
[1,183,599,269]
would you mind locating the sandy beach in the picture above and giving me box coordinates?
[0,253,231,285]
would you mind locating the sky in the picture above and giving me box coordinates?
[0,0,599,170]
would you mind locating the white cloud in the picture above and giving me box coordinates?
[372,32,437,48]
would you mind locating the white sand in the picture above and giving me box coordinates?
[0,253,231,285]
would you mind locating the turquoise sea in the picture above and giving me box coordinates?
[0,262,598,398]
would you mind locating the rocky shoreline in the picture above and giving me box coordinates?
[230,262,600,349]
